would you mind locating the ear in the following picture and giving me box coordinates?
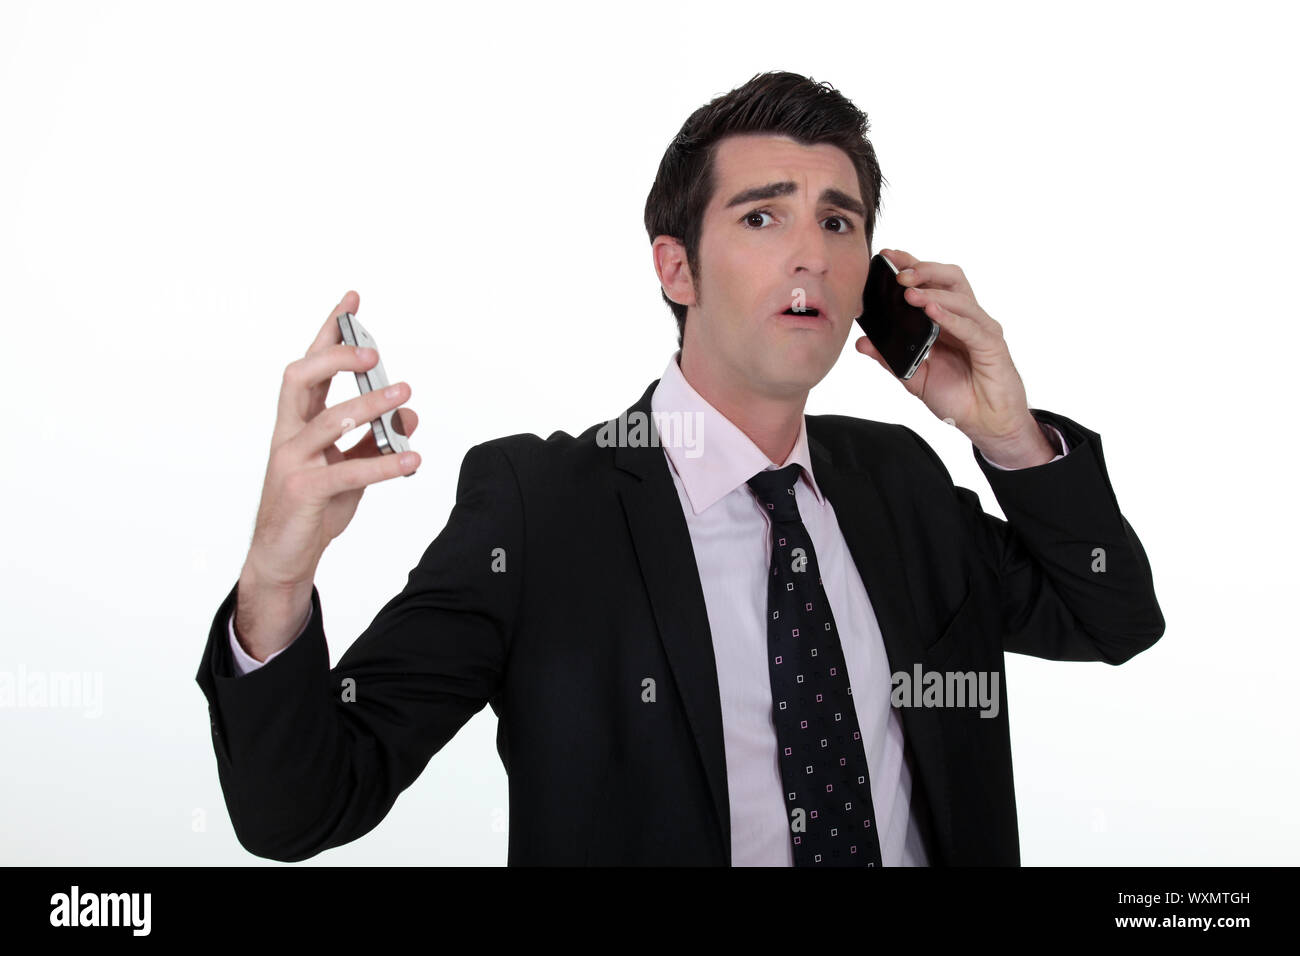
[652,235,697,307]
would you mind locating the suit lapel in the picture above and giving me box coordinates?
[614,380,732,864]
[807,422,956,864]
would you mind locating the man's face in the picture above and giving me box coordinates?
[679,133,870,399]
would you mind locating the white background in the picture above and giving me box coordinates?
[1,0,1296,866]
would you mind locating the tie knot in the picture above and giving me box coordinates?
[747,463,803,522]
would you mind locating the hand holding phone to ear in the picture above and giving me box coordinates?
[855,249,1052,466]
[235,290,421,660]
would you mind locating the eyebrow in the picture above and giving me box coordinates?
[723,181,867,220]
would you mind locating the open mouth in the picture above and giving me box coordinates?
[782,307,820,316]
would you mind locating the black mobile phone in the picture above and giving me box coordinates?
[336,311,411,456]
[856,252,940,380]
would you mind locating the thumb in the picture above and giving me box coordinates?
[854,335,891,374]
[855,335,927,399]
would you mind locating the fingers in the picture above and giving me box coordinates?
[307,291,357,357]
[273,291,423,489]
[906,293,1002,355]
[272,292,364,444]
[879,248,919,272]
[300,444,422,500]
[902,286,1003,349]
[278,341,381,433]
[883,251,972,296]
[340,408,419,461]
[295,378,412,459]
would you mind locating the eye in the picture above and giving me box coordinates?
[740,207,857,233]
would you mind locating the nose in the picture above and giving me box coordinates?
[789,216,830,277]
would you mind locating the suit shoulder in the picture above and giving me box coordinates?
[465,413,621,483]
[807,412,942,476]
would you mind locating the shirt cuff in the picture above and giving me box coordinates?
[227,603,310,676]
[979,421,1069,471]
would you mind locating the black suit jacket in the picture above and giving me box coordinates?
[196,379,1164,865]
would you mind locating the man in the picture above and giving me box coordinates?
[196,71,1164,866]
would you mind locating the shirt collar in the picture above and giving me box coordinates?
[650,350,825,516]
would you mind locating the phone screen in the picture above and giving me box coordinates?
[857,253,940,380]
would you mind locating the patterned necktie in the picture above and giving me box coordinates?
[747,464,884,867]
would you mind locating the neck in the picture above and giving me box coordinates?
[678,349,807,465]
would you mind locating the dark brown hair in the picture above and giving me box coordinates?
[643,70,887,350]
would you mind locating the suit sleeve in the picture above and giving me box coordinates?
[194,440,524,861]
[903,409,1165,665]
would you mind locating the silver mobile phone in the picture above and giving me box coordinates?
[336,311,410,456]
